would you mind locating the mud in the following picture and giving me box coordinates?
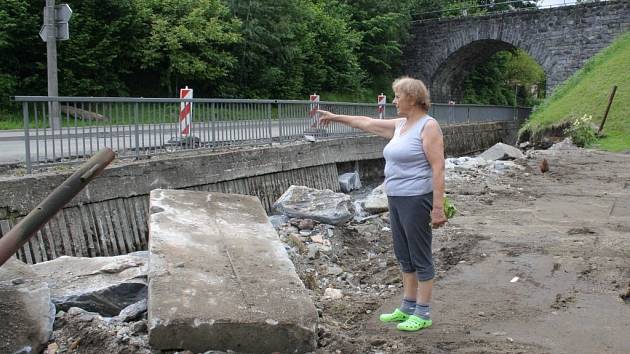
[46,147,630,353]
[294,148,630,354]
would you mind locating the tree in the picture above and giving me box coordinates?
[56,0,150,96]
[0,0,45,108]
[338,0,413,88]
[224,0,364,98]
[463,49,545,106]
[138,0,241,97]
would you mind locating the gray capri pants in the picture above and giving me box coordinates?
[387,192,434,281]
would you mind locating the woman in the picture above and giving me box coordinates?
[317,76,446,332]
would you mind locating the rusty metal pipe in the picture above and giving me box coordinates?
[0,148,115,266]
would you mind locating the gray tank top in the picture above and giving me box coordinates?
[383,116,434,196]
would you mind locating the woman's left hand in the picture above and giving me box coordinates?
[431,207,447,228]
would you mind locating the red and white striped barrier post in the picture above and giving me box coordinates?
[377,93,386,119]
[179,86,193,136]
[309,93,320,125]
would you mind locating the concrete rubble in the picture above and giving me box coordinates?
[273,185,355,225]
[0,258,55,354]
[147,189,318,353]
[478,142,526,161]
[338,171,362,193]
[4,142,626,353]
[30,252,149,317]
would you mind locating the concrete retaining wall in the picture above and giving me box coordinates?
[0,121,515,264]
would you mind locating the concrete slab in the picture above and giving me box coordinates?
[147,189,318,353]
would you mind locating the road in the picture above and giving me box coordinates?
[0,120,340,165]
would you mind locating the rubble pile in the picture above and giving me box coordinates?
[3,141,580,354]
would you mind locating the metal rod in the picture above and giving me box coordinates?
[0,148,115,267]
[23,103,32,173]
[598,85,617,135]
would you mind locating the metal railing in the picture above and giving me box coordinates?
[12,96,531,173]
[411,0,596,23]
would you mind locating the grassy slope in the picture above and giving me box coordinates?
[521,32,630,151]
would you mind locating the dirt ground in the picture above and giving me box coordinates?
[47,146,630,354]
[289,147,630,354]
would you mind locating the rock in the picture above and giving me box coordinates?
[323,287,343,300]
[273,185,355,225]
[307,244,321,260]
[54,307,152,353]
[288,234,308,254]
[268,215,289,229]
[550,137,578,150]
[338,172,362,193]
[117,299,147,322]
[30,252,149,317]
[297,218,316,231]
[448,156,492,169]
[310,234,325,244]
[325,265,344,276]
[364,183,388,213]
[478,142,525,161]
[0,258,55,354]
[46,342,59,354]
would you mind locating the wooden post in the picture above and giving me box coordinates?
[598,85,617,135]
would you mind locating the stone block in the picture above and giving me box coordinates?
[148,189,318,353]
[0,258,55,354]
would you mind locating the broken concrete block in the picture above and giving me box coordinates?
[338,171,362,193]
[0,258,55,354]
[273,185,355,225]
[31,252,148,317]
[148,189,318,353]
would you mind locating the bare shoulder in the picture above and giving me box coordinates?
[423,118,443,137]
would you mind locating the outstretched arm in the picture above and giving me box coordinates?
[317,110,401,139]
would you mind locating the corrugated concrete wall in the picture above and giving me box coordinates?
[0,121,514,263]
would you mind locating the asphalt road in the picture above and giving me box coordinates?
[0,120,342,164]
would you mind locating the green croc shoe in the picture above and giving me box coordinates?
[379,308,410,323]
[397,315,432,331]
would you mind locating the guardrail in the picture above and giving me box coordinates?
[411,0,588,23]
[12,96,531,173]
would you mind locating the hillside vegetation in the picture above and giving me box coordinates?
[520,32,630,152]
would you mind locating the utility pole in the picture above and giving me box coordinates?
[45,0,60,130]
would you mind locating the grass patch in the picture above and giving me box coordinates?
[520,32,630,152]
[0,110,22,130]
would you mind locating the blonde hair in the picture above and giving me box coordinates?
[392,76,431,111]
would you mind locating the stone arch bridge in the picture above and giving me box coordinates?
[404,1,630,103]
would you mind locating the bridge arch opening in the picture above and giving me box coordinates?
[430,39,546,106]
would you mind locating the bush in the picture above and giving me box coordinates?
[564,114,598,147]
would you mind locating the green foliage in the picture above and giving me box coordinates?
[444,196,457,219]
[139,0,241,96]
[463,49,545,106]
[339,0,412,86]
[57,1,148,96]
[522,32,630,152]
[223,0,365,99]
[564,114,598,148]
[0,0,43,103]
[0,0,548,129]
